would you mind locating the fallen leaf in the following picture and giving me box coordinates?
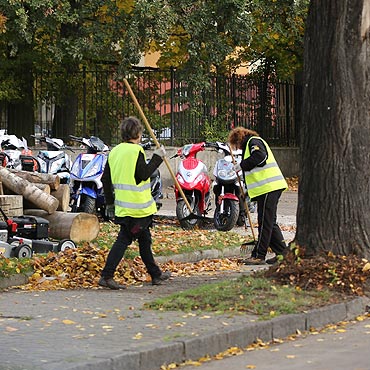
[62,319,76,325]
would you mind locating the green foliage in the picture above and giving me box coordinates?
[0,257,33,278]
[202,118,230,143]
[145,274,334,318]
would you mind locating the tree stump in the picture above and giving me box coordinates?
[24,209,100,242]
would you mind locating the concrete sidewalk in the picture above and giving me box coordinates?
[0,191,369,370]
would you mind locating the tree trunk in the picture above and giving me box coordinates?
[23,209,100,242]
[0,167,59,214]
[4,183,50,195]
[51,184,71,212]
[8,169,60,190]
[295,0,370,258]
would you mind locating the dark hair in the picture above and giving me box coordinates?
[120,116,144,142]
[228,126,259,150]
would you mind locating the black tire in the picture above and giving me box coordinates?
[176,199,201,230]
[214,199,239,231]
[80,194,96,214]
[15,244,32,258]
[58,239,76,252]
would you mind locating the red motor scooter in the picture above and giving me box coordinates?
[171,142,212,229]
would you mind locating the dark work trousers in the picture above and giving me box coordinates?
[101,216,162,280]
[251,189,287,259]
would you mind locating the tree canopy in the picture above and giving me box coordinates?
[0,0,308,91]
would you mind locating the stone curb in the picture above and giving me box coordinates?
[0,273,29,289]
[42,296,369,370]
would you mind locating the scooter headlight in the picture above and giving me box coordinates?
[217,168,237,181]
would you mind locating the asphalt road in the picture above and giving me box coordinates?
[184,316,370,370]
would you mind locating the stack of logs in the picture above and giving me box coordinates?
[0,167,100,242]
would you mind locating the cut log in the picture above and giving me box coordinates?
[23,184,52,209]
[4,183,51,195]
[0,195,23,218]
[0,167,59,214]
[24,209,100,242]
[51,184,70,212]
[7,168,60,190]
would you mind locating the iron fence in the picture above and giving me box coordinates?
[0,67,301,147]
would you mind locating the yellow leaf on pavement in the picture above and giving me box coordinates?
[62,319,76,325]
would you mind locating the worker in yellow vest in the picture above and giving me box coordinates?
[99,116,171,289]
[228,127,288,265]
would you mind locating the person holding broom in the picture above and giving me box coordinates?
[228,126,288,265]
[98,116,171,289]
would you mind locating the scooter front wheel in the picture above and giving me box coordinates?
[72,194,96,214]
[214,199,239,231]
[176,199,201,230]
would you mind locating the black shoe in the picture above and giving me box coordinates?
[98,277,126,290]
[152,271,171,285]
[266,256,278,265]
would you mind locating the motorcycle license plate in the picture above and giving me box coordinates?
[0,247,6,255]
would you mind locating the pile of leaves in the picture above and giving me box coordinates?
[95,221,245,257]
[24,243,241,291]
[264,250,370,297]
[286,176,299,191]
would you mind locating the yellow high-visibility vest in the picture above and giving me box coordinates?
[244,136,287,199]
[109,143,157,218]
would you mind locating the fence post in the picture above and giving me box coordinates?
[82,66,87,136]
[170,67,175,146]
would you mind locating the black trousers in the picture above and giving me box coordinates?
[251,189,287,259]
[101,216,162,280]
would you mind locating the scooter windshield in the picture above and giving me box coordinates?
[90,136,106,152]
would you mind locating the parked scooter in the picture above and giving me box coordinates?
[210,141,256,231]
[69,135,109,215]
[0,132,34,170]
[30,136,73,183]
[171,142,212,229]
[141,138,163,211]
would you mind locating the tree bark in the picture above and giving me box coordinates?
[295,0,370,258]
[0,167,59,214]
[4,183,51,195]
[7,169,60,190]
[23,209,100,242]
[51,184,71,212]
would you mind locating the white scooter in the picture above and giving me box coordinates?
[210,142,256,231]
[30,136,74,184]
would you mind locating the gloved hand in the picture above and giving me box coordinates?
[105,204,115,220]
[153,145,166,158]
[233,163,242,173]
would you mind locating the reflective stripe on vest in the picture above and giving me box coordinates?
[244,136,287,199]
[109,143,157,218]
